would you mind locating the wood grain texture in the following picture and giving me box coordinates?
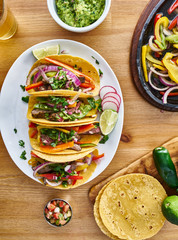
[89,137,178,204]
[0,0,178,240]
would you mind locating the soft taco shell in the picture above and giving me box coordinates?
[29,126,101,155]
[32,148,96,163]
[26,54,100,98]
[35,149,99,189]
[27,96,97,126]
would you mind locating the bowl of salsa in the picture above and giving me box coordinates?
[47,0,111,33]
[44,198,72,227]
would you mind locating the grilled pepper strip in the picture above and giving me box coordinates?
[142,45,148,82]
[168,0,178,15]
[155,17,169,43]
[162,52,178,83]
[153,147,178,189]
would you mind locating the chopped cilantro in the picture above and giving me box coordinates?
[20,85,26,91]
[14,128,17,134]
[96,98,102,112]
[20,150,27,160]
[99,135,109,144]
[92,56,99,65]
[87,97,96,109]
[99,69,103,77]
[22,96,29,103]
[19,140,25,148]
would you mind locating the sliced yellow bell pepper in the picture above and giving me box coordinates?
[146,46,163,66]
[162,52,178,83]
[75,163,89,172]
[155,17,169,42]
[142,45,148,82]
[173,44,178,49]
[152,64,167,71]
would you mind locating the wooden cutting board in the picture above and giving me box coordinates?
[89,137,178,204]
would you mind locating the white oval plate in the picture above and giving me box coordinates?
[0,39,124,186]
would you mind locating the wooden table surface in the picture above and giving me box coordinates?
[0,0,178,239]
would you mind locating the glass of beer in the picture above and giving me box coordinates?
[0,0,17,40]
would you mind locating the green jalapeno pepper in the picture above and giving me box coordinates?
[153,147,178,189]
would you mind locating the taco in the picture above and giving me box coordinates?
[29,122,102,155]
[27,95,99,126]
[29,149,104,189]
[25,55,100,97]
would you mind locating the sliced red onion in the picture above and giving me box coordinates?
[150,67,169,77]
[45,179,62,187]
[61,49,69,54]
[163,86,178,104]
[148,71,169,91]
[163,28,172,36]
[149,36,162,52]
[67,179,72,185]
[33,162,53,178]
[159,76,177,87]
[75,162,85,166]
[26,65,46,85]
[82,87,92,93]
[84,156,92,165]
[68,91,81,105]
[38,67,49,81]
[64,165,71,172]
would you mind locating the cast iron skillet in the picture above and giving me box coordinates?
[130,0,178,111]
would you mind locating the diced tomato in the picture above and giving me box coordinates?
[63,204,70,213]
[59,220,67,225]
[59,201,65,208]
[44,208,49,214]
[47,203,56,211]
[51,200,57,206]
[53,213,59,219]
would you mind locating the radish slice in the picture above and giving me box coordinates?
[103,92,121,104]
[102,96,120,108]
[99,86,117,99]
[102,100,119,112]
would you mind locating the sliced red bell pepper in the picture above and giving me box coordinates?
[40,173,59,180]
[154,13,162,26]
[30,129,38,138]
[29,122,37,128]
[79,82,95,89]
[154,52,161,58]
[72,180,77,185]
[65,126,79,132]
[168,16,178,30]
[77,124,95,134]
[31,151,40,158]
[168,0,178,14]
[92,153,105,161]
[68,175,83,180]
[25,81,43,91]
[160,91,178,96]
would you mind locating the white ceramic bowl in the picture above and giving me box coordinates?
[47,0,111,33]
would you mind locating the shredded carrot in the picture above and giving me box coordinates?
[40,141,74,153]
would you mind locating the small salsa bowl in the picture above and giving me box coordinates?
[44,198,72,227]
[47,0,111,33]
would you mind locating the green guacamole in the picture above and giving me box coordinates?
[56,0,105,27]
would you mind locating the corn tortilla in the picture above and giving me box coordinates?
[26,54,100,98]
[99,174,167,240]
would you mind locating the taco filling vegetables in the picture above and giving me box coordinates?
[29,123,102,154]
[25,55,100,97]
[27,95,99,124]
[29,149,104,188]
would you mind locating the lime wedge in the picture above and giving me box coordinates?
[32,45,60,60]
[100,109,118,135]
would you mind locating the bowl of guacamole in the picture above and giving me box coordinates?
[47,0,111,33]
